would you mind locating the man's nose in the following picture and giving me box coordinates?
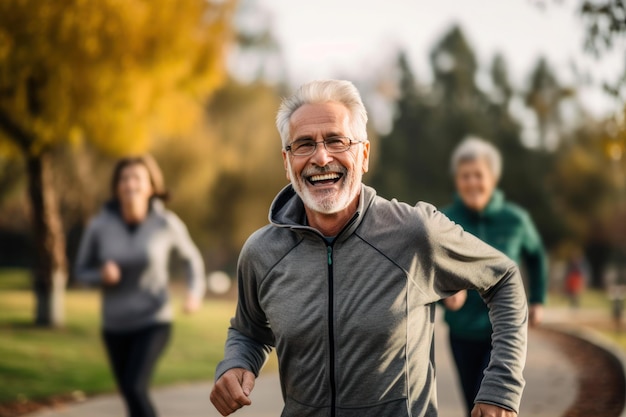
[310,142,334,165]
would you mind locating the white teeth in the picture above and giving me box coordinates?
[310,173,340,182]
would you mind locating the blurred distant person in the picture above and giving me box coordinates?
[210,80,528,417]
[74,154,206,417]
[563,253,589,309]
[441,137,548,416]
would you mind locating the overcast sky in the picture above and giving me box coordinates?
[240,0,624,118]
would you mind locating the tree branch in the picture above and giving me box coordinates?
[0,108,34,152]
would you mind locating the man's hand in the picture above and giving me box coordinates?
[100,261,121,286]
[443,290,467,311]
[210,368,256,416]
[471,403,517,417]
[529,304,544,327]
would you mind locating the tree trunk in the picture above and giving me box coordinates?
[26,152,67,327]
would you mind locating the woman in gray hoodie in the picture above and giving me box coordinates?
[74,154,206,417]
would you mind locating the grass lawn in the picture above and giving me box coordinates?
[546,288,616,309]
[0,268,276,405]
[4,268,626,406]
[547,287,626,352]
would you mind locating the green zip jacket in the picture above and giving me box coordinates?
[215,184,528,416]
[441,189,548,341]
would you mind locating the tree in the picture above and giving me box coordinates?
[524,58,576,150]
[548,121,623,286]
[580,0,626,55]
[370,51,431,203]
[372,26,497,206]
[153,0,289,274]
[202,79,286,272]
[489,55,565,249]
[527,1,626,282]
[579,0,626,286]
[0,0,235,326]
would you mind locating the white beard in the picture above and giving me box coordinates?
[287,159,363,215]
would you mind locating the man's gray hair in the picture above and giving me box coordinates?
[276,80,368,147]
[450,136,502,181]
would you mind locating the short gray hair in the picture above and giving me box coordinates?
[450,136,502,180]
[276,80,368,147]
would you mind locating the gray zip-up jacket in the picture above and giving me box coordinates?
[216,185,527,417]
[74,199,206,331]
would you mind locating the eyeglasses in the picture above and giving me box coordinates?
[285,136,365,156]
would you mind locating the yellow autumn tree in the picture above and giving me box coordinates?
[0,0,235,326]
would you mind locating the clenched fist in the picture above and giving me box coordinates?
[210,368,256,416]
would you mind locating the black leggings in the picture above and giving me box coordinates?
[103,324,172,417]
[449,333,492,417]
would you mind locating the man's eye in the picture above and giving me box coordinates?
[325,138,343,147]
[294,141,315,151]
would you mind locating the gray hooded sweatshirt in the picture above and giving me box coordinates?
[216,184,527,417]
[74,199,206,331]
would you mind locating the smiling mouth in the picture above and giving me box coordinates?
[307,172,343,186]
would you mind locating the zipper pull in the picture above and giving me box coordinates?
[327,246,332,265]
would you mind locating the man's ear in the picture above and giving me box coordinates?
[361,140,370,173]
[282,149,291,181]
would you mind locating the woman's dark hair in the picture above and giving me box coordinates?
[110,154,169,201]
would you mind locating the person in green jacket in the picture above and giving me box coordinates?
[441,137,548,416]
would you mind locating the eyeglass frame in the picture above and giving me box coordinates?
[284,136,367,156]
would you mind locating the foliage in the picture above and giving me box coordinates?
[580,0,626,56]
[0,0,236,326]
[546,102,626,283]
[549,127,616,240]
[524,58,576,150]
[0,0,235,156]
[149,128,223,253]
[201,80,287,269]
[0,2,624,295]
[579,0,626,107]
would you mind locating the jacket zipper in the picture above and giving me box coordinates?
[321,213,359,417]
[327,244,336,417]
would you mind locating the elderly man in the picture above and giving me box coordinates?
[210,80,527,417]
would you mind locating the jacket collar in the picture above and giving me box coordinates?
[269,183,376,242]
[452,188,504,218]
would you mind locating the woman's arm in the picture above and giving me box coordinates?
[521,213,548,326]
[74,220,104,286]
[167,213,206,312]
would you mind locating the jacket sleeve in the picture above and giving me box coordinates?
[417,202,528,413]
[520,212,548,304]
[215,232,275,381]
[215,327,274,381]
[73,219,103,286]
[167,213,206,301]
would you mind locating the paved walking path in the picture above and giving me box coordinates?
[29,310,580,417]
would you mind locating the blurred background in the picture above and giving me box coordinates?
[1,0,625,317]
[0,0,625,412]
